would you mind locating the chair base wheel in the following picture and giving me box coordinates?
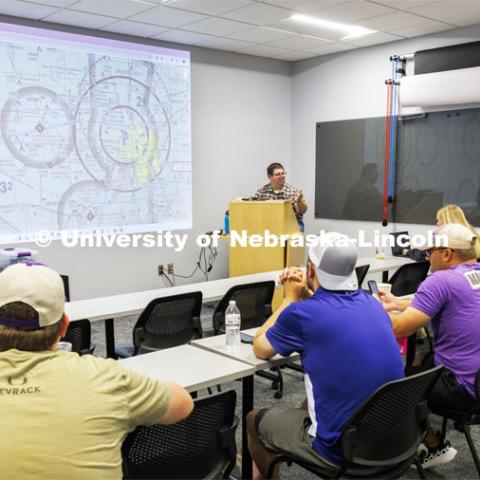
[274,391,282,399]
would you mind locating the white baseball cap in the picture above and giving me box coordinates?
[308,231,359,291]
[423,224,477,251]
[0,263,65,329]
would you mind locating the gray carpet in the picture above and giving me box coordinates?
[90,304,479,479]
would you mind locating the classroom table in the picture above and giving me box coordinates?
[66,270,283,358]
[356,255,414,282]
[192,327,301,477]
[119,344,256,479]
[65,256,413,357]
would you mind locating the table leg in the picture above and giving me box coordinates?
[406,333,417,367]
[382,270,389,282]
[242,375,254,480]
[105,318,116,358]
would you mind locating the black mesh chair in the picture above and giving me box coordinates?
[212,281,285,399]
[267,366,443,479]
[431,369,480,476]
[61,319,95,355]
[60,274,70,302]
[122,390,238,479]
[212,281,275,334]
[355,265,370,288]
[389,262,431,366]
[116,291,203,358]
[388,262,430,297]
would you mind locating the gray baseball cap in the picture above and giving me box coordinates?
[308,231,359,291]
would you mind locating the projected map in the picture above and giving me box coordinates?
[0,23,191,243]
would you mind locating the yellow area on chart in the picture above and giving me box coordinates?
[124,126,162,183]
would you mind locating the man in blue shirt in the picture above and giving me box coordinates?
[247,232,404,479]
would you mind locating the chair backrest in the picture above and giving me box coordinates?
[341,366,443,467]
[122,390,237,479]
[60,274,70,302]
[355,264,369,288]
[61,319,94,355]
[134,291,203,352]
[388,262,430,296]
[390,231,410,256]
[212,281,275,334]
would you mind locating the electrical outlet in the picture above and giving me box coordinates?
[158,264,164,275]
[167,263,174,274]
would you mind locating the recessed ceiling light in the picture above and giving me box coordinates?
[290,14,377,40]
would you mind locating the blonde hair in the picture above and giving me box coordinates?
[436,204,480,259]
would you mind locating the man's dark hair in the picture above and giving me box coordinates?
[267,163,284,177]
[0,302,62,352]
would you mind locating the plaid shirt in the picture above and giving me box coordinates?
[254,183,303,220]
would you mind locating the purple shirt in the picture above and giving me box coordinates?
[411,263,480,398]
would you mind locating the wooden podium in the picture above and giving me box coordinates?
[228,200,305,277]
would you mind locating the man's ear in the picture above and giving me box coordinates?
[59,313,70,338]
[307,261,315,279]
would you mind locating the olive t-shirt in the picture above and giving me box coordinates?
[0,349,171,480]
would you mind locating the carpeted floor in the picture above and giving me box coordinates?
[90,303,480,479]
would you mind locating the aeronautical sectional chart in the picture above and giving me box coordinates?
[0,25,192,244]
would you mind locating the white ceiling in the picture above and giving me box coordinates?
[0,0,479,61]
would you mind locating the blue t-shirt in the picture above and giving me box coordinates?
[266,288,404,465]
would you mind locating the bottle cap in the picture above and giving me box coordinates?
[229,300,236,305]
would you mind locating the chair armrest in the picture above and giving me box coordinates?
[341,425,358,463]
[79,345,96,356]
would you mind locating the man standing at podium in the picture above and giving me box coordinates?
[254,163,307,232]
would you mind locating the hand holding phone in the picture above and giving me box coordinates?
[368,280,380,296]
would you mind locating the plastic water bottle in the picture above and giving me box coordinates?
[225,300,240,348]
[224,210,230,235]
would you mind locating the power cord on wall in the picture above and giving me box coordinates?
[162,233,218,285]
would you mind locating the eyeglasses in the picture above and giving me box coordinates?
[425,247,450,258]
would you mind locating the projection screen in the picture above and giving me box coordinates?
[0,21,192,244]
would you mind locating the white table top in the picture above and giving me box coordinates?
[356,255,414,274]
[66,269,282,322]
[66,256,412,322]
[119,344,255,392]
[191,327,300,371]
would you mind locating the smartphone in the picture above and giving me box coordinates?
[368,280,380,296]
[240,333,254,344]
